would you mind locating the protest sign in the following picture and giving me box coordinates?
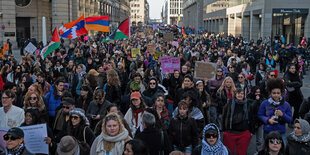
[194,61,217,80]
[147,44,156,55]
[160,57,180,74]
[154,51,161,60]
[21,124,49,154]
[171,41,179,47]
[3,43,9,52]
[25,42,37,54]
[131,48,141,58]
[163,33,174,42]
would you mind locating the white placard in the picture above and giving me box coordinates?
[20,124,49,154]
[24,42,37,54]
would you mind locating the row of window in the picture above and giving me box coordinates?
[170,9,182,15]
[131,10,140,13]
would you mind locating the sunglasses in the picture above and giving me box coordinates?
[270,74,276,77]
[150,82,156,85]
[71,116,80,120]
[95,97,101,100]
[106,115,117,121]
[238,76,244,79]
[28,97,37,101]
[63,106,70,109]
[217,70,222,72]
[269,139,282,144]
[3,135,19,141]
[205,133,218,138]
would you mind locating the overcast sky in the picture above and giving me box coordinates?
[148,0,165,19]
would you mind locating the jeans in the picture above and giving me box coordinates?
[173,145,192,154]
[255,125,264,151]
[209,106,222,130]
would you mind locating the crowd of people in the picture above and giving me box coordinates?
[0,27,310,155]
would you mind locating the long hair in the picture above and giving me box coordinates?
[262,131,285,154]
[101,112,125,135]
[24,91,44,112]
[217,76,236,96]
[107,69,120,86]
[28,83,43,97]
[124,139,149,155]
[130,95,146,121]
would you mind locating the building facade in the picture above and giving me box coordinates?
[162,0,183,25]
[0,0,130,48]
[183,0,204,30]
[130,0,149,26]
[203,0,310,45]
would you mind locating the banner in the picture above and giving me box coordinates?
[163,33,174,42]
[131,48,141,58]
[171,41,179,48]
[194,61,217,80]
[160,57,180,74]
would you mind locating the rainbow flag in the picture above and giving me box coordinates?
[59,15,88,39]
[85,16,110,32]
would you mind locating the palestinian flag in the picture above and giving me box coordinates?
[41,27,61,59]
[102,17,130,43]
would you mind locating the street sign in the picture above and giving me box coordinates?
[1,25,5,30]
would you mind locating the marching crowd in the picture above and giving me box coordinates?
[0,28,310,155]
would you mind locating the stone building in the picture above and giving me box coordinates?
[130,0,149,26]
[0,0,130,48]
[162,0,183,25]
[183,0,204,31]
[203,0,310,45]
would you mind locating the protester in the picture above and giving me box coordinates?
[56,136,80,155]
[286,119,310,155]
[90,112,131,155]
[257,131,285,155]
[2,127,33,155]
[123,139,149,155]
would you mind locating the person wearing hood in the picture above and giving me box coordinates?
[66,108,96,147]
[143,77,166,102]
[286,119,310,155]
[192,123,229,155]
[258,78,293,145]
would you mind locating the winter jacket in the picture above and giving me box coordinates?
[135,127,173,155]
[105,84,122,106]
[207,77,224,107]
[162,75,182,101]
[86,100,112,129]
[168,115,199,150]
[45,86,61,117]
[286,119,310,155]
[284,71,303,107]
[258,99,293,134]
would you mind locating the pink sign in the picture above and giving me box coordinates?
[160,57,180,74]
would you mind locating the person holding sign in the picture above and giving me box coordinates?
[2,127,33,155]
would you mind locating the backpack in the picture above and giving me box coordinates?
[77,126,91,155]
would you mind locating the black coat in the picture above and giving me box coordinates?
[105,84,122,106]
[284,71,303,107]
[162,76,182,101]
[168,115,198,150]
[286,135,310,155]
[135,127,173,155]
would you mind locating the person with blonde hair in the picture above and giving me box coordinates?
[105,69,121,106]
[90,112,131,155]
[24,91,48,123]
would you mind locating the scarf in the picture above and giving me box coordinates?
[201,124,229,155]
[225,88,232,100]
[289,119,310,143]
[258,70,265,78]
[268,97,282,106]
[7,143,25,155]
[230,99,248,129]
[96,130,129,155]
[134,108,143,127]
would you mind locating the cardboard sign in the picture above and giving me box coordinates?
[131,48,141,58]
[163,33,174,42]
[3,43,9,51]
[194,61,217,80]
[25,42,37,54]
[147,44,156,55]
[160,57,180,74]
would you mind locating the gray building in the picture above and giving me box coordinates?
[183,0,204,31]
[0,0,130,48]
[203,0,310,45]
[162,0,183,25]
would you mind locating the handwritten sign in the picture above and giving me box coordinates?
[163,33,174,42]
[171,41,179,47]
[147,44,156,55]
[154,51,161,60]
[25,42,37,54]
[131,48,141,58]
[160,57,180,74]
[194,61,217,80]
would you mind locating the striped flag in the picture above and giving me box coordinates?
[41,27,61,59]
[85,16,110,32]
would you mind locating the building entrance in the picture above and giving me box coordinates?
[16,17,30,48]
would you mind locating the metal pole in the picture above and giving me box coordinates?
[42,16,47,46]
